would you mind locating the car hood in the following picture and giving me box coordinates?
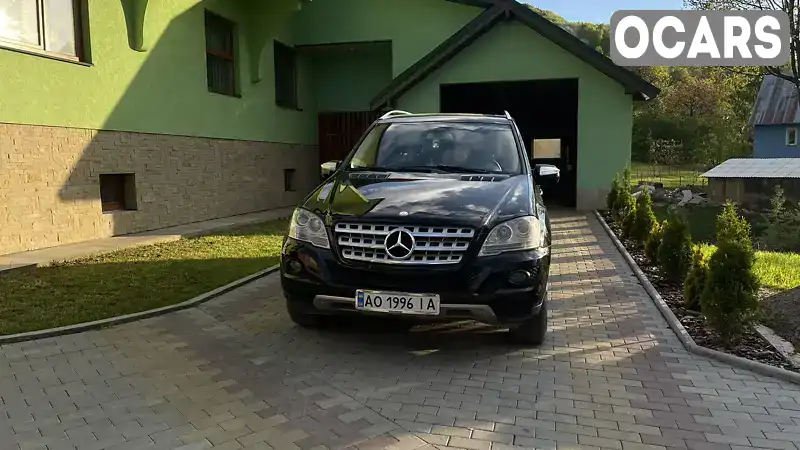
[301,173,533,227]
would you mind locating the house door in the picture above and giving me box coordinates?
[318,111,380,165]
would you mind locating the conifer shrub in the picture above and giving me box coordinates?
[644,221,664,264]
[700,205,759,346]
[613,167,633,223]
[631,190,657,246]
[700,240,759,346]
[761,186,800,252]
[621,196,637,240]
[607,172,622,213]
[684,245,711,311]
[716,201,752,247]
[657,213,693,282]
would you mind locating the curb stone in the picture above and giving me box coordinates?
[594,210,800,385]
[0,265,279,345]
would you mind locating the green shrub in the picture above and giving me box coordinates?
[700,240,759,347]
[613,167,633,222]
[631,190,657,246]
[657,213,693,282]
[684,245,710,311]
[761,186,800,252]
[607,173,621,213]
[716,201,752,247]
[621,196,637,240]
[644,221,664,264]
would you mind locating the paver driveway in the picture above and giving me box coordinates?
[2,212,800,450]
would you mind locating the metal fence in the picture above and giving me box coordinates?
[631,162,709,190]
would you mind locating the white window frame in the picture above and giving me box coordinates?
[786,127,798,146]
[0,0,84,61]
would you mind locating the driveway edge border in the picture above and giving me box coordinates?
[0,265,279,345]
[594,210,800,385]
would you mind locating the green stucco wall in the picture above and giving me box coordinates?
[396,21,633,206]
[308,44,393,112]
[0,0,316,144]
[292,0,634,209]
[292,0,481,76]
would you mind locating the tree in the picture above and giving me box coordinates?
[684,0,800,97]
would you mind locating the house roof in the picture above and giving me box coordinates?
[369,0,660,110]
[750,74,800,126]
[702,158,800,179]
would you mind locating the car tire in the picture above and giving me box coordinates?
[508,297,548,346]
[285,295,323,328]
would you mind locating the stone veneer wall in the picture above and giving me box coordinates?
[0,122,319,255]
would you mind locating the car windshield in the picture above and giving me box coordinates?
[347,121,522,174]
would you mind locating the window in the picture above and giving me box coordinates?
[532,139,562,159]
[205,11,236,96]
[347,122,523,174]
[284,168,296,192]
[99,173,137,213]
[274,40,298,109]
[0,0,85,60]
[787,127,798,146]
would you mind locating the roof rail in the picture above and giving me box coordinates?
[379,110,413,120]
[503,110,513,121]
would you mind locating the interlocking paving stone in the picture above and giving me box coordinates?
[3,212,800,450]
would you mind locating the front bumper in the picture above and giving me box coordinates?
[279,237,550,326]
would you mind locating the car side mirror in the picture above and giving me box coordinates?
[321,160,340,178]
[534,164,560,185]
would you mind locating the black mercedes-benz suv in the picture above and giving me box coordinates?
[279,111,560,344]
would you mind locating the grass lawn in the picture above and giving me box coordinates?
[631,162,707,189]
[754,251,800,291]
[0,219,288,336]
[695,243,800,291]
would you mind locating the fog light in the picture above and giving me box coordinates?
[287,259,303,274]
[508,270,532,286]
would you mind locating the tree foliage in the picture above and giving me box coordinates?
[761,186,800,252]
[529,5,761,166]
[684,0,800,98]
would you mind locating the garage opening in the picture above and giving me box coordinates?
[440,79,579,208]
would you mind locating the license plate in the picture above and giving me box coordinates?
[355,290,440,316]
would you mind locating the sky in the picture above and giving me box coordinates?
[522,0,686,24]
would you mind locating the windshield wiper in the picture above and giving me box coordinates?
[348,165,496,174]
[348,166,442,174]
[347,166,396,172]
[425,165,494,174]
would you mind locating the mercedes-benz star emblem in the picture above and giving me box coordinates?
[384,228,415,260]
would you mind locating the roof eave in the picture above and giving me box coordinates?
[510,5,660,100]
[444,0,495,7]
[369,0,660,110]
[370,6,505,110]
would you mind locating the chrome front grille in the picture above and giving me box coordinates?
[334,222,475,265]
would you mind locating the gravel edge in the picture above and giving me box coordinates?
[0,265,279,345]
[593,211,800,386]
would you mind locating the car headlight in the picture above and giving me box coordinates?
[288,208,330,249]
[478,216,546,257]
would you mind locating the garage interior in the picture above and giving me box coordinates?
[439,79,579,207]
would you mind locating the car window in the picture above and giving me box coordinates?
[347,121,522,174]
